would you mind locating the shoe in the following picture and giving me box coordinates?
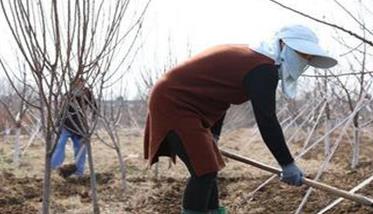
[210,207,227,214]
[73,171,84,177]
[69,174,83,180]
[181,207,227,214]
[182,209,208,214]
[56,164,78,178]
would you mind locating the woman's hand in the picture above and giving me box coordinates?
[280,162,304,186]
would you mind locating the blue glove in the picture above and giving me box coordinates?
[280,162,304,186]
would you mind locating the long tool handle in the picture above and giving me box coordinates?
[220,149,373,207]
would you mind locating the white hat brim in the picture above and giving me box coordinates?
[283,39,338,69]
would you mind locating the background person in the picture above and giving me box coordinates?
[51,77,97,178]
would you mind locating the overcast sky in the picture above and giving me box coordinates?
[130,0,371,98]
[141,0,369,57]
[1,0,372,98]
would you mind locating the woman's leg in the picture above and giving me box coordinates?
[71,134,86,176]
[208,179,219,210]
[166,131,218,212]
[51,128,70,169]
[183,172,218,211]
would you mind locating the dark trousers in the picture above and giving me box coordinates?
[166,131,219,211]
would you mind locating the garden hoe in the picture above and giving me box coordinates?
[220,149,373,207]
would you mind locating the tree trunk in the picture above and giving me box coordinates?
[154,162,159,179]
[86,140,100,214]
[324,119,331,156]
[351,125,360,169]
[42,133,53,214]
[13,126,21,167]
[4,122,11,143]
[22,122,41,156]
[323,73,331,157]
[115,145,127,192]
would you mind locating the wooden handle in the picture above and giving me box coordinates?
[220,149,373,207]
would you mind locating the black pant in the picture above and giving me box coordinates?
[165,131,219,211]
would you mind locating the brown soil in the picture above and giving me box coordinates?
[0,128,373,213]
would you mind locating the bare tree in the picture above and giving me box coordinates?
[0,68,34,167]
[95,86,129,193]
[0,1,150,213]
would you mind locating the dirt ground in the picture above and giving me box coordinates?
[1,128,373,214]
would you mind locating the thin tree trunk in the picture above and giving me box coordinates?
[351,124,360,169]
[4,122,10,143]
[13,126,21,167]
[115,146,127,192]
[323,71,331,157]
[154,162,159,179]
[86,139,100,214]
[21,122,41,156]
[42,132,52,214]
[324,119,331,156]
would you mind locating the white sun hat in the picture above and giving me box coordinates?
[277,25,338,68]
[253,25,338,98]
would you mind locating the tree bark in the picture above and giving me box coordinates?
[351,124,360,169]
[86,140,100,214]
[115,146,127,192]
[42,132,52,214]
[13,126,21,167]
[324,118,331,156]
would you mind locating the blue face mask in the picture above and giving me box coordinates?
[278,45,309,98]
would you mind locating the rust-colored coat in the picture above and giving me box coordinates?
[144,44,274,176]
